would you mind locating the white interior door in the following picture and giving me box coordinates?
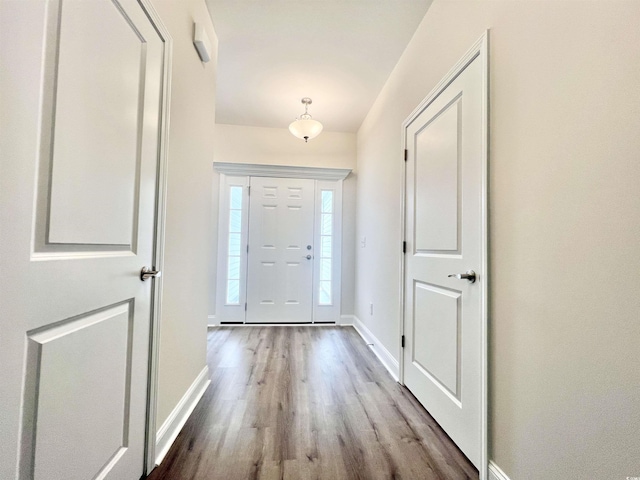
[0,1,165,479]
[246,177,315,323]
[403,50,486,467]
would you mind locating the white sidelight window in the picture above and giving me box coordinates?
[215,175,249,323]
[312,180,342,322]
[226,186,243,304]
[318,190,333,305]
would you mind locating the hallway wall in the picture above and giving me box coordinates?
[355,1,640,478]
[212,124,357,317]
[153,0,218,430]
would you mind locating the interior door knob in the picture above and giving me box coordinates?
[140,266,161,281]
[305,255,312,260]
[448,270,476,283]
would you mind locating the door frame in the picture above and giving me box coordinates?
[213,163,352,325]
[136,0,173,474]
[398,31,489,479]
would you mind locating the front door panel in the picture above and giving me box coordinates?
[246,177,315,323]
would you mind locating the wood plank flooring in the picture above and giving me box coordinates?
[146,326,477,480]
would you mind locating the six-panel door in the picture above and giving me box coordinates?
[246,177,316,323]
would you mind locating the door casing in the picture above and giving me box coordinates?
[138,0,172,474]
[399,31,489,480]
[213,163,351,325]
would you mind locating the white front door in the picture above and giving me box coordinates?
[0,1,165,479]
[403,48,486,467]
[246,177,315,323]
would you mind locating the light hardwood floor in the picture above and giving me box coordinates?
[147,326,478,480]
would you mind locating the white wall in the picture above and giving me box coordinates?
[356,1,640,479]
[213,124,357,316]
[152,0,218,429]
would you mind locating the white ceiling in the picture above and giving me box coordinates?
[205,0,433,133]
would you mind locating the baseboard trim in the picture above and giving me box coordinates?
[488,461,511,480]
[155,366,210,465]
[207,315,216,327]
[349,315,399,381]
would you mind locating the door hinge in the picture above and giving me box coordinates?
[247,185,251,196]
[246,244,249,254]
[245,303,247,311]
[402,241,406,254]
[404,149,408,162]
[401,335,405,348]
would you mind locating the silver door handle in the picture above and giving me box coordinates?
[448,270,476,283]
[140,267,161,281]
[304,255,312,260]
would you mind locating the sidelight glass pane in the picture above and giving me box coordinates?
[226,186,244,305]
[229,210,242,233]
[321,190,333,213]
[227,256,240,280]
[320,214,332,236]
[227,280,240,304]
[319,281,331,305]
[318,190,334,306]
[320,236,332,258]
[228,233,241,256]
[320,258,332,282]
[230,186,242,210]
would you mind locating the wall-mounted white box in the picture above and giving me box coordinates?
[193,23,211,63]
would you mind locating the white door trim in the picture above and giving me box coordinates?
[213,162,351,181]
[214,170,345,324]
[399,31,489,480]
[136,0,173,474]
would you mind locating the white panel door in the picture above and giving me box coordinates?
[403,52,485,467]
[246,177,315,323]
[0,1,164,479]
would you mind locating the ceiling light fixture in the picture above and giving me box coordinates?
[289,97,323,143]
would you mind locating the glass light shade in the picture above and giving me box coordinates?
[288,118,323,142]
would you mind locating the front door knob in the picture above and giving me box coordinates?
[448,270,476,283]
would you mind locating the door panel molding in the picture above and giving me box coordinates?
[400,31,489,479]
[21,301,134,480]
[33,0,143,255]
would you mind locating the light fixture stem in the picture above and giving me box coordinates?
[301,97,313,117]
